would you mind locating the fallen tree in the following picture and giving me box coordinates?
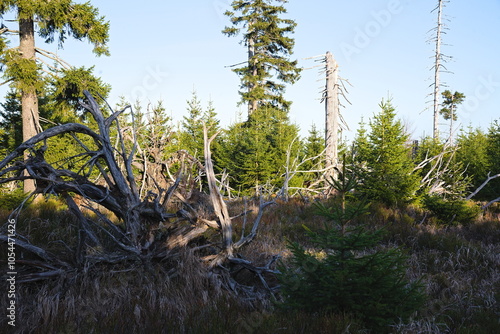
[0,91,276,298]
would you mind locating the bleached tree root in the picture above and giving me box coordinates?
[0,91,276,298]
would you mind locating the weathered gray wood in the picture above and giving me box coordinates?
[466,172,500,201]
[233,199,275,249]
[324,51,339,181]
[432,0,444,140]
[203,124,233,264]
[0,91,276,297]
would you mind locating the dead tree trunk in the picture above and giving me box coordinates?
[302,52,350,195]
[203,124,233,263]
[0,92,275,291]
[324,51,339,181]
[203,123,274,267]
[247,19,258,117]
[466,172,500,209]
[248,36,258,117]
[432,0,444,140]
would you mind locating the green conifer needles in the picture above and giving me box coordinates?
[223,0,301,114]
[278,163,425,331]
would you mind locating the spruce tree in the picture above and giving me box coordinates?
[0,89,22,156]
[222,112,275,193]
[223,0,301,116]
[352,118,370,164]
[176,91,223,192]
[360,99,420,206]
[455,126,489,198]
[304,124,324,160]
[439,90,465,141]
[179,91,221,164]
[0,0,109,192]
[144,101,175,164]
[49,66,111,116]
[220,106,300,194]
[221,0,302,194]
[415,136,445,192]
[415,136,471,200]
[278,162,425,331]
[180,91,204,159]
[302,124,325,183]
[484,120,500,199]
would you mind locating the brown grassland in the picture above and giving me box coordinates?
[0,197,499,333]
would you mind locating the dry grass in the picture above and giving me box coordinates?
[1,248,243,333]
[1,198,499,333]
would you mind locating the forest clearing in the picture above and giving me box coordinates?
[0,0,499,333]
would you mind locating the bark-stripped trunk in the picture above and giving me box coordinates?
[247,34,258,117]
[325,51,339,181]
[0,92,277,295]
[432,0,443,140]
[19,14,39,193]
[203,125,233,263]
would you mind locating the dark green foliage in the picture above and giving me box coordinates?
[37,1,110,56]
[0,1,110,171]
[0,1,109,55]
[414,136,443,177]
[221,0,302,193]
[0,188,27,210]
[484,120,500,199]
[415,136,471,198]
[280,230,424,331]
[175,92,223,191]
[223,0,301,113]
[178,91,221,165]
[352,118,370,164]
[141,101,178,163]
[50,66,111,113]
[221,115,275,193]
[422,194,481,226]
[356,99,420,206]
[0,89,22,155]
[0,88,108,174]
[303,124,324,164]
[440,90,465,140]
[301,124,325,184]
[455,126,490,198]
[0,87,98,172]
[0,1,109,90]
[278,163,425,331]
[220,106,300,194]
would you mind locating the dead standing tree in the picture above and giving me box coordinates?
[429,0,452,140]
[304,52,350,191]
[324,51,341,181]
[0,92,275,293]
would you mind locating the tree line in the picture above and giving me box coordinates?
[0,0,498,207]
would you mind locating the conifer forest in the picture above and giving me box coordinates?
[0,1,499,333]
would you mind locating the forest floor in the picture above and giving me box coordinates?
[0,197,499,333]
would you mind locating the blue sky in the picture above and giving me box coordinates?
[3,0,500,141]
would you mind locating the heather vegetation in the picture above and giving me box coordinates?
[0,0,499,333]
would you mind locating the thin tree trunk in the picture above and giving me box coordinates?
[19,14,39,194]
[449,104,454,142]
[325,51,339,181]
[432,0,443,140]
[248,35,258,117]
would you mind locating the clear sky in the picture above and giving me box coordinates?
[3,0,500,141]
